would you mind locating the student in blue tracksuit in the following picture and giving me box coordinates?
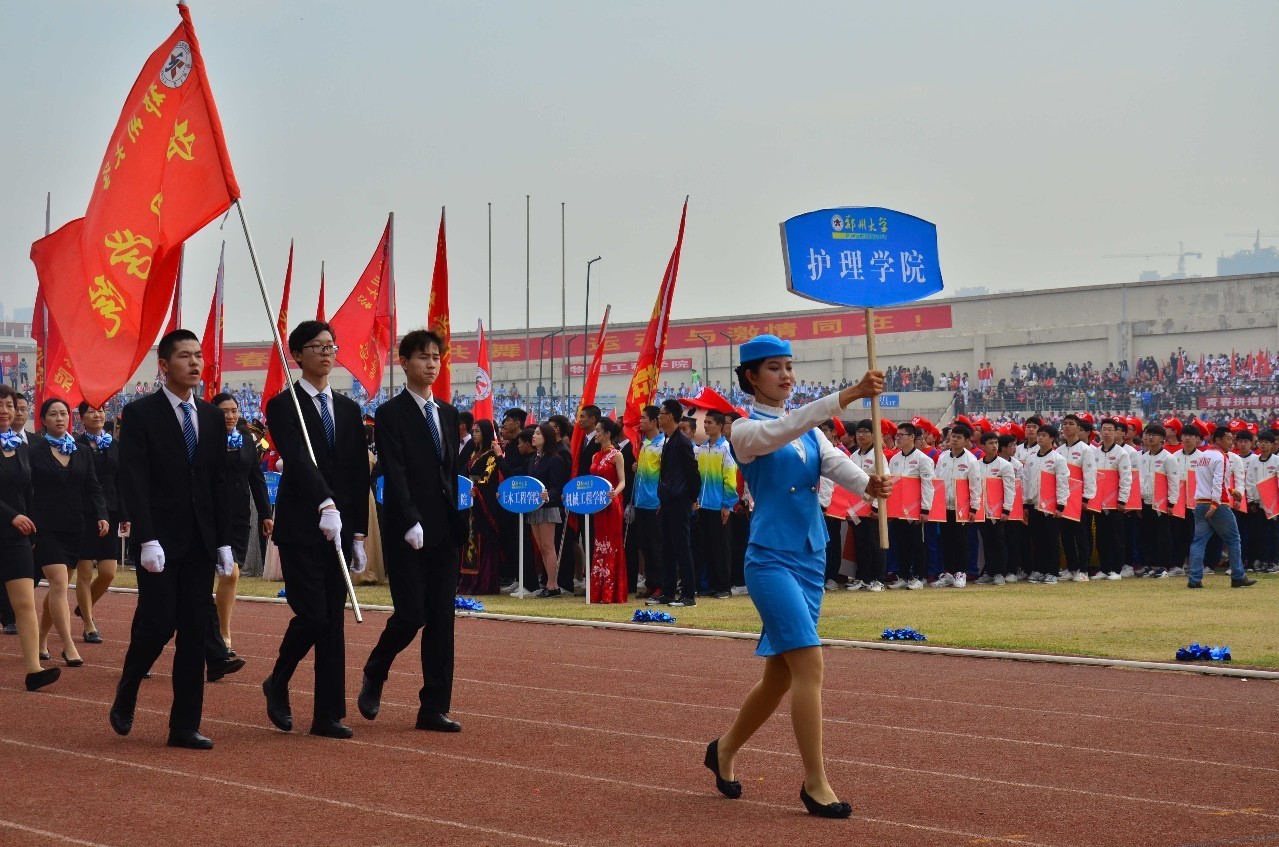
[702,335,892,819]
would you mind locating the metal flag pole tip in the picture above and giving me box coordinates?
[234,198,363,623]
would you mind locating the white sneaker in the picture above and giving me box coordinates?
[1028,571,1044,583]
[906,578,925,590]
[1152,569,1169,579]
[825,579,840,592]
[1016,570,1030,581]
[730,585,750,596]
[637,574,647,590]
[1004,573,1019,583]
[975,574,995,585]
[500,581,520,594]
[1119,565,1135,578]
[1059,571,1073,581]
[1043,574,1059,584]
[1072,571,1089,583]
[846,579,865,591]
[993,574,1006,585]
[887,578,907,590]
[864,580,885,592]
[1168,566,1185,576]
[932,573,955,588]
[1105,571,1121,581]
[574,578,587,590]
[953,573,967,588]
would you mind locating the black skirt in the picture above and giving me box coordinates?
[32,530,81,570]
[78,520,122,562]
[0,536,35,583]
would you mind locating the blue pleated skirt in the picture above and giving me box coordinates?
[743,541,825,657]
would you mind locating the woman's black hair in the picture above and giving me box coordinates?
[735,358,766,395]
[211,392,238,408]
[596,417,622,442]
[474,418,496,451]
[40,397,70,420]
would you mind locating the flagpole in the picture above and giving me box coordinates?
[560,201,565,407]
[525,195,531,403]
[234,199,363,623]
[487,202,492,333]
[387,211,396,399]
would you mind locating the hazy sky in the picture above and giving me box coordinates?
[2,1,1275,342]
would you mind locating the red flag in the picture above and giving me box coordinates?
[331,218,393,397]
[472,319,493,423]
[166,245,184,335]
[427,208,452,399]
[199,243,225,402]
[621,199,689,446]
[32,287,86,412]
[261,240,294,417]
[316,262,326,321]
[29,5,239,407]
[573,306,612,474]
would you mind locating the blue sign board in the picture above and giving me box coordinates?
[780,207,944,308]
[457,475,474,510]
[497,475,547,514]
[374,475,384,505]
[863,394,900,408]
[264,471,280,506]
[562,475,613,515]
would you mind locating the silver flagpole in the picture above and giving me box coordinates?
[234,199,363,623]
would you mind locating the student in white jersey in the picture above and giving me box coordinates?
[1093,418,1132,580]
[1186,424,1253,589]
[933,424,981,588]
[1164,417,1193,575]
[886,422,934,590]
[1023,424,1069,584]
[1120,416,1145,576]
[1057,414,1098,582]
[997,434,1027,580]
[974,431,1015,585]
[846,419,886,591]
[1244,430,1278,572]
[1137,423,1179,579]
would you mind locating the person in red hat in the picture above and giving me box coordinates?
[1058,414,1099,582]
[1136,422,1179,578]
[1243,429,1279,572]
[846,420,888,591]
[1186,425,1253,588]
[886,421,935,590]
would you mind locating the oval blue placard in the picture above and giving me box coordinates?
[458,475,474,510]
[374,475,384,505]
[780,207,944,308]
[562,475,613,515]
[496,475,547,514]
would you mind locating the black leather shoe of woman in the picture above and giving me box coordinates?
[704,739,742,799]
[800,784,852,818]
[25,667,60,692]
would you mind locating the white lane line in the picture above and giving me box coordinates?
[0,819,120,847]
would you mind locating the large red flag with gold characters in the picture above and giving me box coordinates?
[427,209,452,399]
[32,288,86,412]
[331,218,393,397]
[261,240,294,419]
[472,319,493,423]
[199,243,225,401]
[572,306,612,475]
[621,199,688,447]
[29,4,240,408]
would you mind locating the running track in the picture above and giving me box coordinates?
[1,591,1276,847]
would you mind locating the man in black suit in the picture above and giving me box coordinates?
[457,410,476,471]
[110,329,234,749]
[557,404,601,593]
[658,398,700,607]
[263,321,369,740]
[358,329,467,732]
[496,408,528,591]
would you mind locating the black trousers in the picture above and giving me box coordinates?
[1060,516,1090,573]
[364,542,458,714]
[1139,504,1172,569]
[557,520,581,593]
[273,542,348,723]
[730,508,750,587]
[823,515,842,582]
[978,521,1008,577]
[1028,509,1060,575]
[118,551,214,732]
[853,517,885,584]
[940,511,968,575]
[204,599,232,665]
[1004,518,1027,575]
[660,500,696,600]
[697,508,731,594]
[890,519,925,581]
[1246,507,1272,564]
[632,508,664,594]
[623,507,641,593]
[1170,513,1193,568]
[1094,510,1125,574]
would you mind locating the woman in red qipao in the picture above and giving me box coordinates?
[588,418,628,603]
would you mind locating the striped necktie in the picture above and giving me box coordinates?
[423,400,443,461]
[318,393,335,449]
[178,402,197,463]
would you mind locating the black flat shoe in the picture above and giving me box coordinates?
[207,657,245,683]
[415,712,461,733]
[225,649,237,658]
[167,729,214,750]
[357,674,383,721]
[62,651,84,668]
[704,739,742,799]
[39,651,50,661]
[25,667,60,692]
[263,677,293,732]
[800,785,852,819]
[84,630,103,644]
[109,683,135,736]
[309,720,353,739]
[74,605,81,619]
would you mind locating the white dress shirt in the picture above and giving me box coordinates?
[161,384,199,439]
[296,379,337,438]
[404,386,442,439]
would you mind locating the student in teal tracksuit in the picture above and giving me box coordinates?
[702,335,892,819]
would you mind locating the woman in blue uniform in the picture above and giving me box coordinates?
[704,335,891,818]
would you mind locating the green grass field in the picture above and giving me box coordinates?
[112,570,1279,669]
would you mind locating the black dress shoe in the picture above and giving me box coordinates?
[1187,581,1203,589]
[225,649,237,658]
[25,667,60,692]
[142,672,152,680]
[263,677,293,732]
[109,684,135,736]
[207,657,246,683]
[74,605,82,619]
[2,623,17,635]
[39,651,50,661]
[1232,577,1257,588]
[415,713,461,733]
[800,784,853,819]
[84,630,103,645]
[167,729,214,750]
[309,720,353,739]
[703,739,742,799]
[62,651,84,668]
[357,674,383,721]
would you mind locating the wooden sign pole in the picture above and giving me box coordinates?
[864,307,890,548]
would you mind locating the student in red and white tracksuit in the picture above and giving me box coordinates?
[1121,417,1144,575]
[886,423,934,590]
[975,430,1016,584]
[997,434,1028,580]
[1022,424,1069,583]
[1093,418,1132,580]
[847,420,888,590]
[933,424,981,587]
[1057,414,1098,582]
[1137,423,1179,578]
[1244,431,1279,571]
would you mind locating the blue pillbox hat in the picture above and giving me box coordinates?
[739,334,792,363]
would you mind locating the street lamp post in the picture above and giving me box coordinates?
[537,330,558,408]
[564,334,582,408]
[545,329,565,407]
[584,256,601,382]
[695,333,713,391]
[718,331,735,391]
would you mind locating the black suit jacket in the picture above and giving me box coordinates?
[75,434,128,521]
[226,439,271,525]
[457,436,476,474]
[374,389,466,550]
[658,427,700,503]
[29,433,108,534]
[266,383,369,549]
[575,431,601,478]
[119,390,232,561]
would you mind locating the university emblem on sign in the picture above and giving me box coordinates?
[475,366,492,401]
[161,41,193,88]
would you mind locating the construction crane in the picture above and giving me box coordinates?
[1103,241,1201,278]
[1225,231,1279,251]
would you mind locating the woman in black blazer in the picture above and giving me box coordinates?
[30,398,107,667]
[0,385,59,690]
[73,401,129,644]
[526,423,570,598]
[211,393,272,652]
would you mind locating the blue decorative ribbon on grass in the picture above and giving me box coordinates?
[455,597,484,612]
[633,609,676,623]
[1176,644,1231,662]
[881,627,927,642]
[276,589,287,597]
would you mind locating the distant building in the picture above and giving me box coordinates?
[12,307,33,323]
[949,286,990,298]
[1218,243,1279,276]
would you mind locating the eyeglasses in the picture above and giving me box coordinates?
[302,344,339,356]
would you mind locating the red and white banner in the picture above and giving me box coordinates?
[565,358,692,377]
[1201,395,1279,410]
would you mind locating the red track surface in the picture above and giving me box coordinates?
[1,591,1277,847]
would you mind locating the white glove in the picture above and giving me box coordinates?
[318,508,343,542]
[140,540,166,574]
[215,546,235,577]
[350,539,368,574]
[404,522,424,551]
